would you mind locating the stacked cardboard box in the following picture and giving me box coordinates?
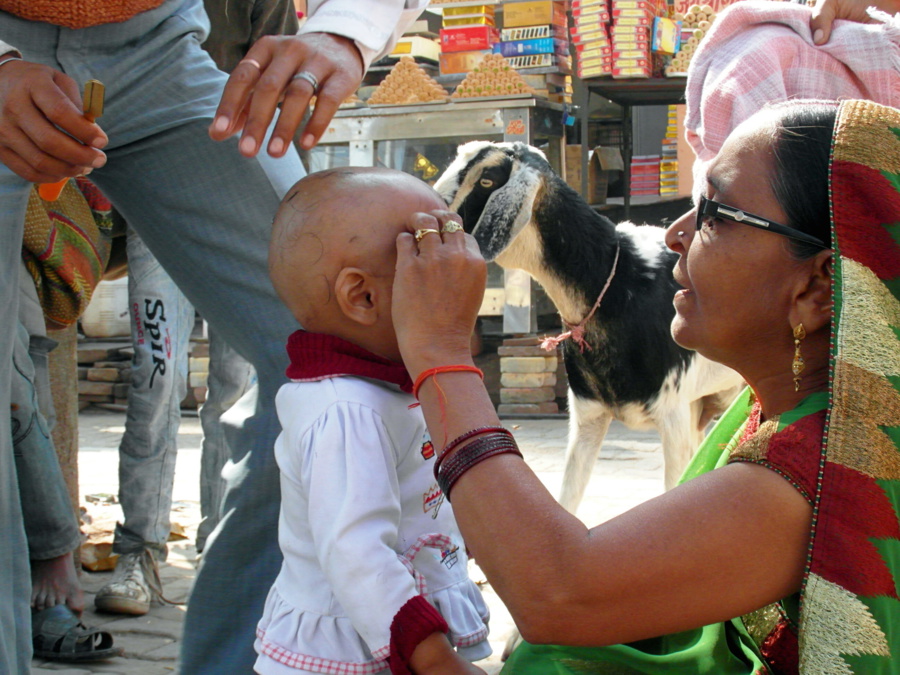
[499,1,571,73]
[630,154,661,195]
[609,0,656,78]
[659,104,679,195]
[570,0,612,78]
[439,4,499,75]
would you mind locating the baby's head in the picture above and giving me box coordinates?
[270,167,446,362]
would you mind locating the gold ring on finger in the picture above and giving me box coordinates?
[414,228,441,243]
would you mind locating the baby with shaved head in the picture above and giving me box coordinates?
[256,167,491,675]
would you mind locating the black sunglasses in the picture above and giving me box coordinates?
[696,195,828,248]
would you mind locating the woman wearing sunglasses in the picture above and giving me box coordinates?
[390,98,900,674]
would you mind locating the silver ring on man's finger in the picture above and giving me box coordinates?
[292,70,319,95]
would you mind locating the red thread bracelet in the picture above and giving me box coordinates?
[412,365,484,399]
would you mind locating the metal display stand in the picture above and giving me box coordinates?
[577,78,686,219]
[319,98,567,334]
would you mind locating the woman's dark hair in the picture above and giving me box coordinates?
[768,101,837,259]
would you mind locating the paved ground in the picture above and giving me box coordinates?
[32,408,665,674]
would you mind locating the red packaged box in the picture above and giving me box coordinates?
[440,26,500,53]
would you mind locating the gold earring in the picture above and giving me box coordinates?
[792,323,806,392]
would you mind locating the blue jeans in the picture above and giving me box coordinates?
[14,262,81,562]
[117,228,255,557]
[0,154,31,674]
[0,1,305,671]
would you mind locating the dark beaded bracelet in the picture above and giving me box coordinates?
[433,426,513,481]
[436,432,523,499]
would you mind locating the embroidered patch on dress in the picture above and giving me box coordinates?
[440,545,460,570]
[421,440,435,460]
[423,483,444,519]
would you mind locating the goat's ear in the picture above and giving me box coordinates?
[472,162,543,261]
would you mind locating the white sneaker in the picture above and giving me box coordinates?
[94,550,161,615]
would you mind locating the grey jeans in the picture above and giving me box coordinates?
[0,0,305,671]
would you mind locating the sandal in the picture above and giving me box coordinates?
[32,604,122,662]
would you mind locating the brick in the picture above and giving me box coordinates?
[500,356,557,373]
[500,386,556,403]
[498,401,559,415]
[189,357,209,372]
[94,360,130,369]
[501,372,557,388]
[87,367,121,382]
[497,345,557,357]
[78,381,114,396]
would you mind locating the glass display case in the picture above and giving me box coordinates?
[310,97,567,334]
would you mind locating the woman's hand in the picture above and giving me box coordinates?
[810,0,900,44]
[0,60,107,183]
[392,210,487,378]
[209,33,364,156]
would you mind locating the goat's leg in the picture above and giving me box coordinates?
[657,402,702,491]
[558,393,615,514]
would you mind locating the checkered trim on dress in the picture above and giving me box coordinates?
[452,626,489,648]
[397,534,452,596]
[257,628,390,674]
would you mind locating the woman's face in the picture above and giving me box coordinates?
[665,115,806,370]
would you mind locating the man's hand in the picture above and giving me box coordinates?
[0,60,107,183]
[209,32,364,157]
[810,0,900,44]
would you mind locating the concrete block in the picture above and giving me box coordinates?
[500,356,557,373]
[189,372,208,388]
[86,367,121,382]
[191,341,210,357]
[502,336,542,347]
[501,372,557,388]
[500,386,556,403]
[498,401,559,415]
[188,356,209,373]
[498,345,556,357]
[78,381,114,396]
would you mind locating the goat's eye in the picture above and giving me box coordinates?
[479,178,493,188]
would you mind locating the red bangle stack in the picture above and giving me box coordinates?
[434,427,522,499]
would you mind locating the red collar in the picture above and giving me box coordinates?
[284,331,414,394]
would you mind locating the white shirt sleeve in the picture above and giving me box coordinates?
[301,401,421,654]
[0,40,21,58]
[301,0,429,71]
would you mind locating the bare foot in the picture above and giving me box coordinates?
[31,552,84,615]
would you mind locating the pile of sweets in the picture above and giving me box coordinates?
[451,52,534,98]
[666,4,716,76]
[367,56,450,105]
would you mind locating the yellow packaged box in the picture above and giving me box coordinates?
[443,5,495,16]
[503,1,567,28]
[440,49,492,75]
[443,15,496,27]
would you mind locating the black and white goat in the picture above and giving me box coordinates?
[434,140,743,506]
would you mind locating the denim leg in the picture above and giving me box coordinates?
[195,326,255,554]
[0,2,304,670]
[0,167,35,671]
[11,322,81,561]
[115,227,194,558]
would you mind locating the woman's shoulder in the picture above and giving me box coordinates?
[728,393,828,504]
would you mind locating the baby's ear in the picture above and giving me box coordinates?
[335,267,378,326]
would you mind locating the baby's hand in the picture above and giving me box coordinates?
[409,633,488,675]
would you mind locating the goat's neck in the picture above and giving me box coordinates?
[494,223,606,327]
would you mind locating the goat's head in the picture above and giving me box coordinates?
[434,141,550,262]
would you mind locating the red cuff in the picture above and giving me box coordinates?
[388,595,449,675]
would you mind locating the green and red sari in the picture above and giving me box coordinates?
[503,99,900,674]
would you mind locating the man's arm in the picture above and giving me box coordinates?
[209,0,428,157]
